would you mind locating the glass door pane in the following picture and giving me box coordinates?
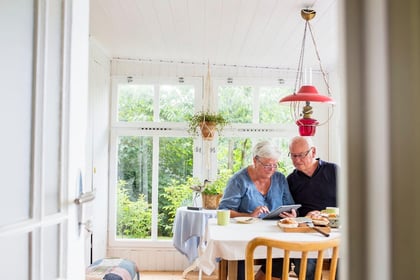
[116,136,153,239]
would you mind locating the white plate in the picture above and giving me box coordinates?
[234,217,259,224]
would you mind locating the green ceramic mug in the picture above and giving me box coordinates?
[217,210,230,226]
[325,207,339,215]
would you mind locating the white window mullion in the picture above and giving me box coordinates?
[110,78,120,125]
[151,83,160,239]
[193,139,202,178]
[209,139,218,180]
[107,130,118,245]
[151,136,159,239]
[201,140,212,179]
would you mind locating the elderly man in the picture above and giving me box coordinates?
[287,136,338,279]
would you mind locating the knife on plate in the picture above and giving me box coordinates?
[305,221,330,237]
[294,217,330,237]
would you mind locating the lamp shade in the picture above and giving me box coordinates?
[279,85,335,104]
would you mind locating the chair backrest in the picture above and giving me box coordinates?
[245,237,340,280]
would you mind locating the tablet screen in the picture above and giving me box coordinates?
[261,204,301,220]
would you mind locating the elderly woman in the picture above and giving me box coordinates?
[218,140,296,280]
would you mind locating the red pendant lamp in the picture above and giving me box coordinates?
[279,9,335,136]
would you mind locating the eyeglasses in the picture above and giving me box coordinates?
[288,148,312,159]
[256,157,278,170]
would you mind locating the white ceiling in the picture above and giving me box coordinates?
[89,0,339,72]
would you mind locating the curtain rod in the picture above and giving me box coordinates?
[112,57,311,73]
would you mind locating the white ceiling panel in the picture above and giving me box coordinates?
[90,0,339,71]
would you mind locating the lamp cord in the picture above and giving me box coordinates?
[291,18,335,124]
[307,21,335,125]
[293,21,309,95]
[307,22,332,97]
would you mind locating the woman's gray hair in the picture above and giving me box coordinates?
[252,141,281,160]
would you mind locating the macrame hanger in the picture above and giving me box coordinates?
[205,61,214,113]
[203,61,213,178]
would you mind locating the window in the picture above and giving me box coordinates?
[215,78,296,176]
[109,77,198,244]
[109,76,297,246]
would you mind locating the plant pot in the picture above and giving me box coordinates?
[199,121,217,140]
[201,193,223,209]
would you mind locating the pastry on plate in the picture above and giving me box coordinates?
[305,211,330,226]
[277,217,299,228]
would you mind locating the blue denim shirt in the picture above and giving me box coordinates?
[218,167,295,218]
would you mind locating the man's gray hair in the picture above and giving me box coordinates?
[289,136,316,149]
[252,141,281,160]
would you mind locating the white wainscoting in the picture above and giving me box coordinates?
[107,247,190,271]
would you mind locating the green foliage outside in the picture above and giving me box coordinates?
[117,85,154,122]
[117,180,152,238]
[218,86,253,123]
[117,136,194,238]
[160,177,198,226]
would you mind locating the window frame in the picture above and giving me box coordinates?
[108,75,302,248]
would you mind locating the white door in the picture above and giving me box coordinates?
[0,0,90,279]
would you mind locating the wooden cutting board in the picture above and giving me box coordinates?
[278,223,331,233]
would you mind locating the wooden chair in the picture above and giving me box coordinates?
[245,237,340,280]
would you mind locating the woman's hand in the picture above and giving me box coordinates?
[251,205,269,217]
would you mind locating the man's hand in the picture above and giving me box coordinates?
[279,208,297,218]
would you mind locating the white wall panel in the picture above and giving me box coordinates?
[107,247,190,271]
[87,39,112,264]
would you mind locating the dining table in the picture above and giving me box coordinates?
[198,217,340,280]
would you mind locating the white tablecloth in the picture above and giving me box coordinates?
[172,206,217,263]
[199,218,340,276]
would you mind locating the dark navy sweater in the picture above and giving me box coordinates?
[287,159,338,217]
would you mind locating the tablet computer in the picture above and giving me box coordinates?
[261,204,301,220]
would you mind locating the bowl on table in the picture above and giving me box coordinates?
[328,217,340,228]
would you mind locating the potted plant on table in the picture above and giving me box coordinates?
[186,111,229,141]
[201,169,233,209]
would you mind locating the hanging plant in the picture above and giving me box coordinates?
[186,111,229,140]
[186,63,229,140]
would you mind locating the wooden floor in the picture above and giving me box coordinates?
[140,270,218,280]
[139,270,331,279]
